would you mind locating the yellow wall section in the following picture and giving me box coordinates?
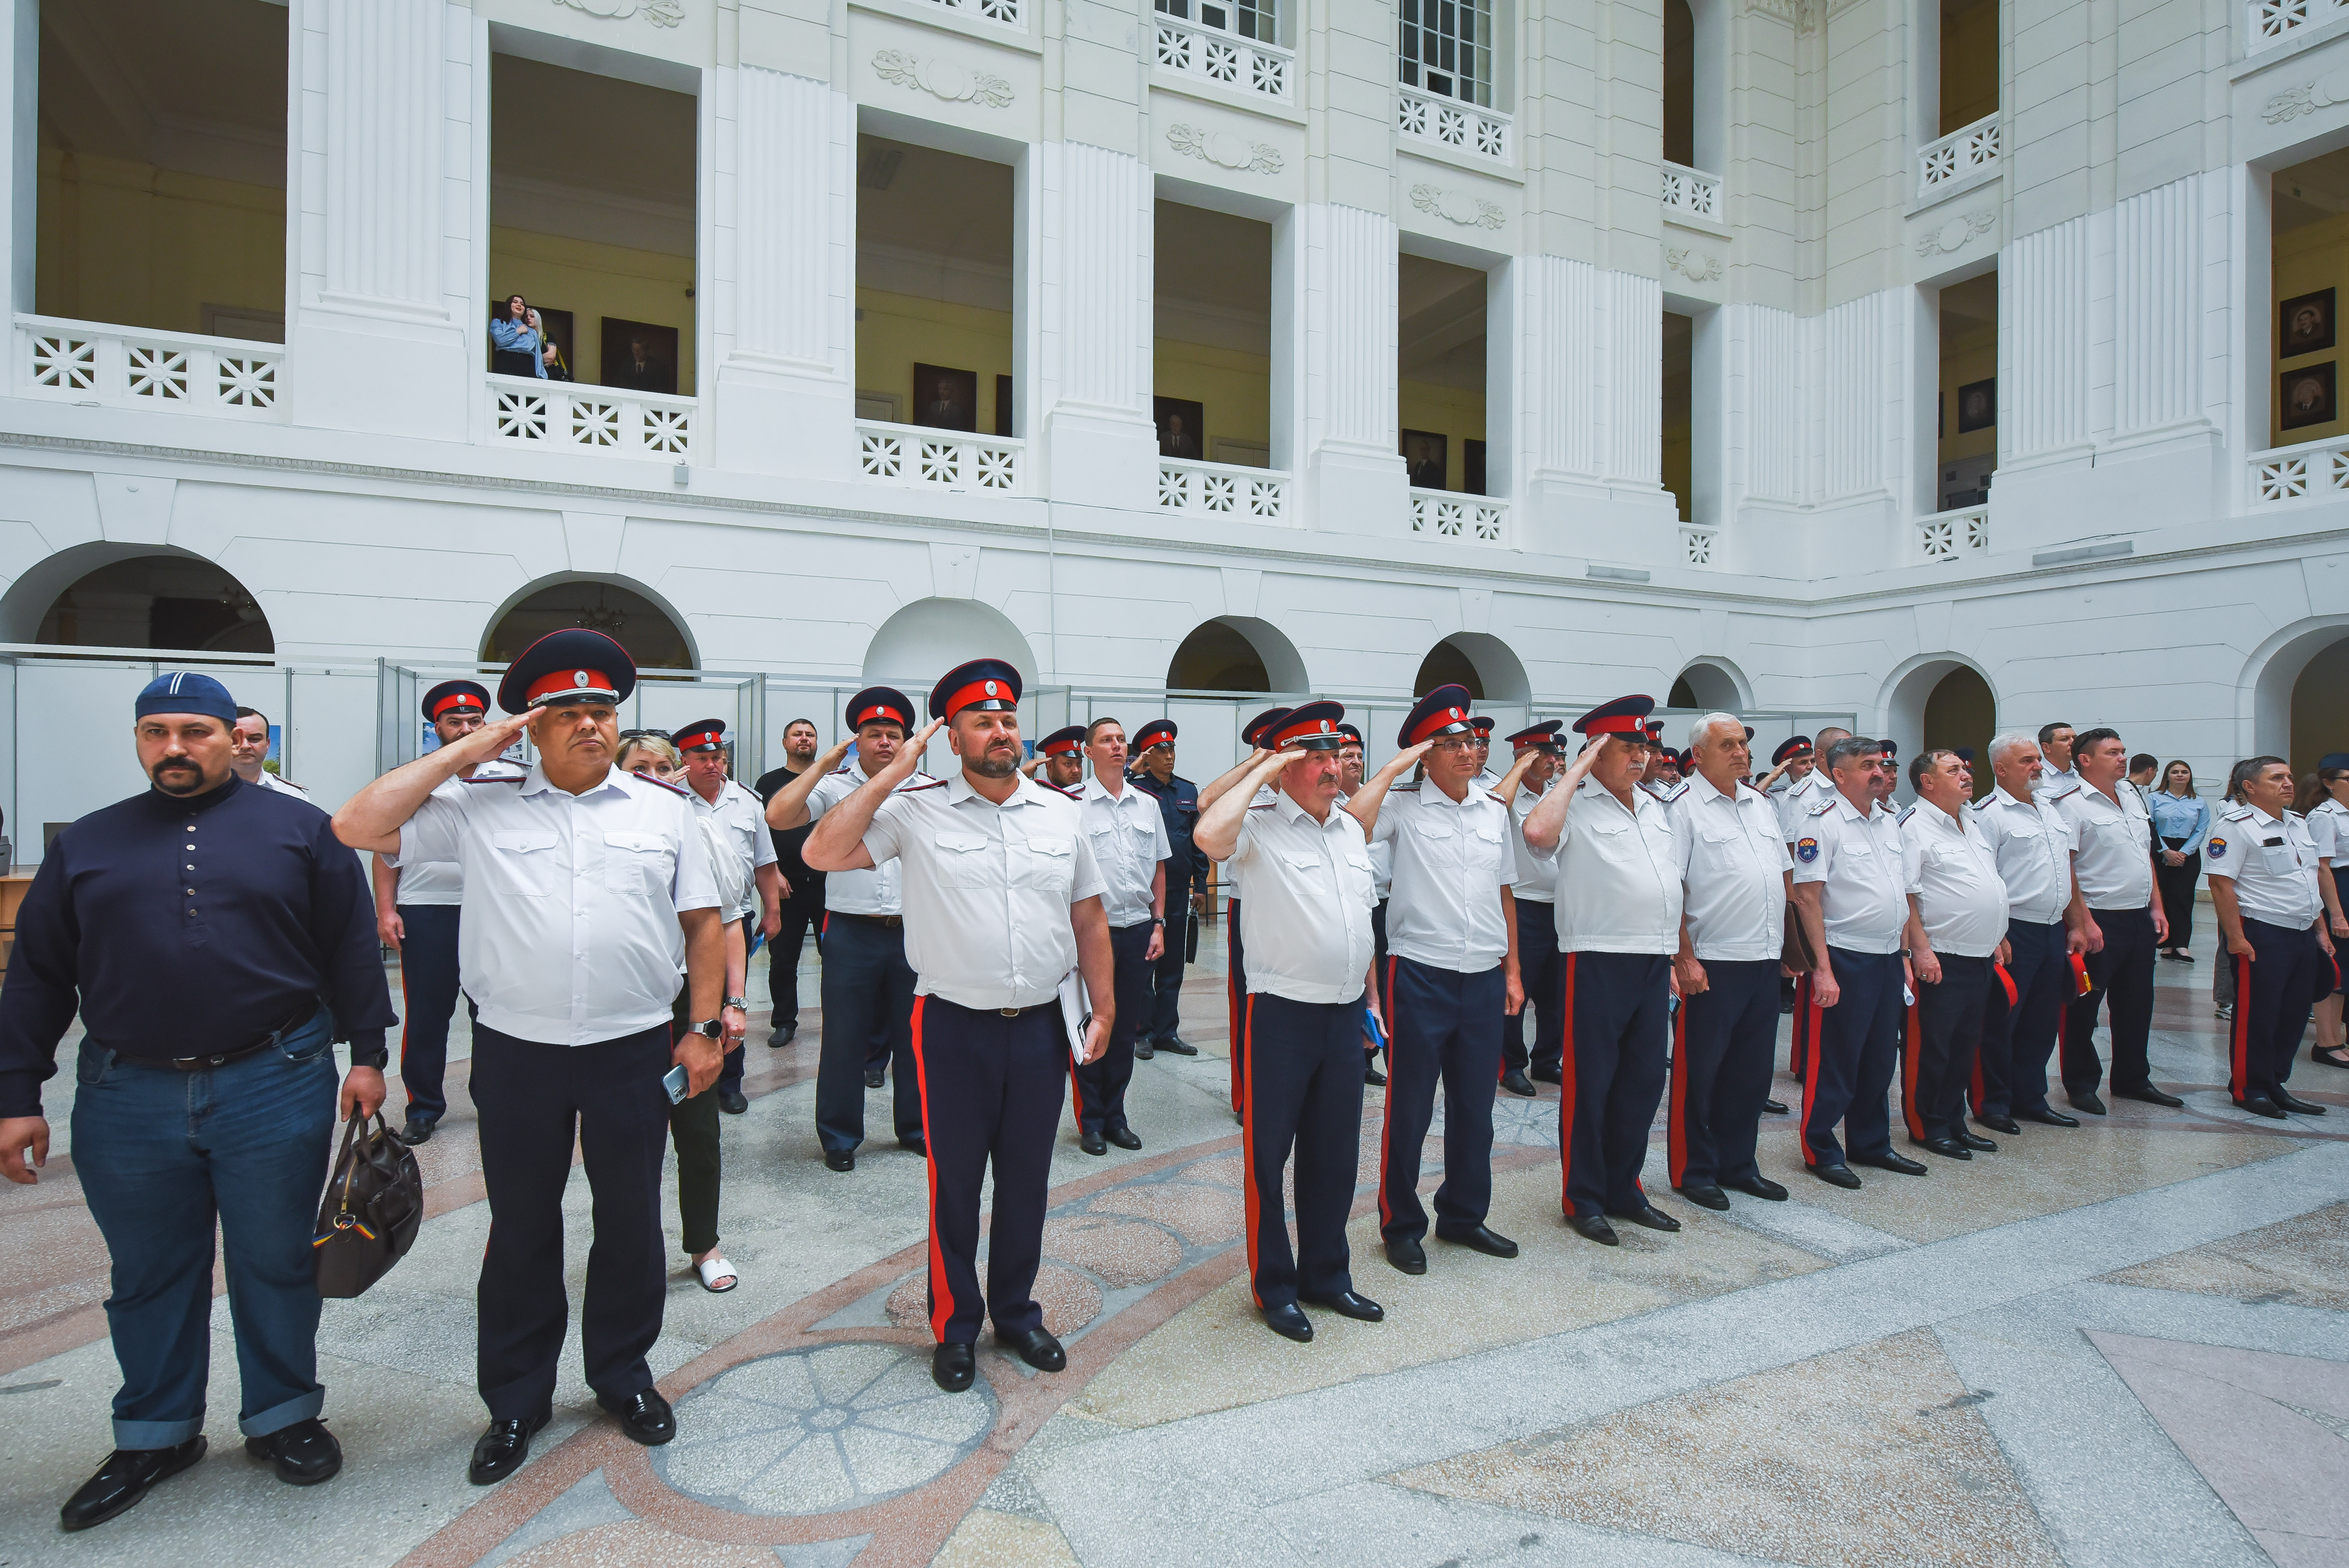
[490,226,695,392]
[855,289,1015,433]
[1154,340,1271,456]
[1940,0,1999,136]
[2291,637,2349,780]
[2274,213,2349,447]
[37,148,283,334]
[1399,380,1487,493]
[1939,321,1996,468]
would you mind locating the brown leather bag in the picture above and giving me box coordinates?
[1780,903,1818,974]
[313,1111,424,1298]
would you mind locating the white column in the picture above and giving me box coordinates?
[1294,202,1406,533]
[2111,175,2203,441]
[1024,139,1154,508]
[2,0,34,316]
[713,64,854,478]
[1515,255,1678,555]
[2003,214,2093,466]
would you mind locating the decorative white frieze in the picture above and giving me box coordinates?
[552,0,684,27]
[1165,123,1282,173]
[872,51,1015,108]
[1916,211,1996,257]
[1666,247,1722,283]
[1409,184,1505,230]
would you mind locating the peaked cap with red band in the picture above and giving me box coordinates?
[672,718,728,754]
[1574,694,1657,737]
[1771,735,1813,765]
[846,686,915,733]
[1036,725,1085,757]
[422,679,491,723]
[1470,715,1496,737]
[1268,700,1347,751]
[497,628,636,714]
[1399,684,1476,749]
[930,658,1022,721]
[1131,718,1177,750]
[1508,719,1564,754]
[1240,707,1293,748]
[1336,723,1364,747]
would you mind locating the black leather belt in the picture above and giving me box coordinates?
[151,1002,321,1071]
[835,911,904,928]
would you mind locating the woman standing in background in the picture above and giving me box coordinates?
[2150,761,2209,962]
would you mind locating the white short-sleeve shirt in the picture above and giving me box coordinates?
[395,764,719,1045]
[2205,805,2324,929]
[1776,769,1831,841]
[1968,785,2077,926]
[861,771,1106,1010]
[1900,799,2011,958]
[1371,779,1516,973]
[1079,774,1171,927]
[1228,791,1376,1003]
[2306,796,2349,862]
[389,760,526,906]
[1790,791,1910,954]
[1669,772,1792,962]
[1508,782,1559,904]
[1553,777,1683,956]
[689,777,780,887]
[2052,781,2156,912]
[807,759,933,915]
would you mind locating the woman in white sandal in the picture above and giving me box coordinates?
[618,735,745,1293]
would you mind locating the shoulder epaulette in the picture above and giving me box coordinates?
[463,773,523,784]
[1394,781,1422,793]
[1052,783,1082,799]
[1809,800,1835,817]
[1247,802,1275,811]
[1967,795,1990,811]
[830,764,854,776]
[2048,785,2080,802]
[1486,790,1509,805]
[2287,808,2306,820]
[901,778,950,792]
[1657,781,1690,802]
[637,773,690,797]
[1896,806,1915,825]
[2221,806,2253,822]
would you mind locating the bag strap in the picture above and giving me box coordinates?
[332,1111,370,1222]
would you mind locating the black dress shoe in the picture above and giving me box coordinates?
[2240,1095,2288,1120]
[2275,1090,2330,1115]
[1762,1098,1789,1115]
[1302,1289,1384,1321]
[2016,1106,2080,1127]
[1811,1163,1862,1189]
[717,1090,749,1115]
[1156,1035,1198,1055]
[1435,1223,1521,1257]
[1364,1064,1388,1086]
[398,1116,436,1146]
[60,1437,206,1530]
[898,1136,928,1157]
[244,1418,341,1486]
[1080,1129,1108,1156]
[823,1148,855,1172]
[1676,1184,1731,1211]
[864,1065,886,1089]
[468,1416,547,1486]
[1104,1126,1142,1150]
[994,1325,1067,1371]
[1856,1151,1930,1176]
[2070,1091,2109,1116]
[1133,1038,1155,1060]
[1726,1174,1789,1201]
[1976,1113,2022,1135]
[1500,1068,1538,1098]
[932,1342,976,1391]
[2114,1085,2185,1109]
[1385,1236,1428,1274]
[1530,1063,1564,1084]
[1264,1303,1315,1341]
[767,1022,795,1047]
[1955,1130,1997,1152]
[1612,1204,1681,1232]
[598,1388,675,1446]
[1914,1136,1972,1161]
[1567,1213,1620,1245]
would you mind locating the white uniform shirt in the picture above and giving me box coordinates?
[1670,772,1793,962]
[2052,781,2155,911]
[861,771,1106,1010]
[395,764,719,1045]
[1900,800,2011,958]
[1776,769,1831,841]
[1791,791,1910,954]
[807,759,933,915]
[2205,806,2324,928]
[252,770,317,808]
[1553,777,1683,956]
[1228,791,1376,1003]
[1508,783,1558,903]
[2306,796,2349,862]
[698,814,756,925]
[1969,785,2077,925]
[1079,774,1171,927]
[389,760,526,906]
[1372,780,1516,972]
[688,777,780,890]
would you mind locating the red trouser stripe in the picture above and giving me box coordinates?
[2232,953,2254,1102]
[1799,981,1826,1167]
[1557,954,1580,1214]
[1226,899,1244,1114]
[1666,997,1690,1190]
[1378,956,1401,1230]
[1901,1001,1927,1141]
[908,997,953,1343]
[1241,994,1262,1305]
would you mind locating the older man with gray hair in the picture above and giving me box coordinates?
[1968,733,2089,1132]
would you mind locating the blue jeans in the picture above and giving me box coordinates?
[70,1010,339,1448]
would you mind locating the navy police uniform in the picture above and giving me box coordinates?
[1127,719,1204,1053]
[672,718,777,1106]
[1070,750,1170,1149]
[1224,705,1292,1115]
[2052,775,2168,1107]
[1968,782,2078,1125]
[1500,721,1565,1079]
[2208,804,2333,1113]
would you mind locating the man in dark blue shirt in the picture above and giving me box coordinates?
[0,672,395,1532]
[1127,720,1204,1057]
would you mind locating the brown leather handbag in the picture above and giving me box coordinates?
[1780,904,1818,974]
[313,1111,424,1298]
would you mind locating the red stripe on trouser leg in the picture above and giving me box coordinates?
[1069,1049,1086,1124]
[1969,1049,1986,1117]
[1799,977,1825,1167]
[1557,955,1580,1215]
[1901,1002,1926,1141]
[908,997,954,1343]
[1241,995,1262,1305]
[2232,953,2253,1101]
[1378,956,1400,1230]
[1667,997,1690,1189]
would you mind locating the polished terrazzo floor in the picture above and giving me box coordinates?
[1,916,2344,1568]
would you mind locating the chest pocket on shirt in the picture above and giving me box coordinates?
[935,832,992,889]
[1281,847,1332,893]
[2263,840,2302,874]
[1585,815,1640,862]
[486,830,559,896]
[1468,825,1506,870]
[1024,836,1075,894]
[604,831,674,898]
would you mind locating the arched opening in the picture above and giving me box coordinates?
[1923,665,1997,797]
[482,577,696,669]
[1415,639,1481,699]
[15,548,273,653]
[1166,616,1307,693]
[2291,636,2349,780]
[1412,632,1530,702]
[1667,658,1745,712]
[862,597,1039,689]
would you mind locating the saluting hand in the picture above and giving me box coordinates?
[449,710,530,769]
[879,719,944,787]
[813,736,855,775]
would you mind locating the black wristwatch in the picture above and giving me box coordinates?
[690,1018,725,1039]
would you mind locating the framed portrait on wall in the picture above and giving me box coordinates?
[2281,288,2337,358]
[1154,397,1204,459]
[2281,361,2337,430]
[601,318,678,394]
[1401,429,1447,490]
[1955,377,1996,434]
[913,363,979,431]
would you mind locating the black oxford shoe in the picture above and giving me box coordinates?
[1500,1069,1538,1098]
[2276,1090,2330,1116]
[2239,1095,2287,1119]
[2114,1085,2184,1109]
[60,1437,206,1530]
[467,1416,546,1486]
[1811,1163,1862,1190]
[863,1065,886,1089]
[1080,1129,1108,1156]
[2016,1106,2080,1127]
[1364,1064,1388,1086]
[766,1022,794,1047]
[244,1418,340,1486]
[898,1135,927,1158]
[717,1090,749,1115]
[1133,1038,1155,1060]
[1762,1098,1789,1115]
[1530,1063,1564,1084]
[398,1116,436,1146]
[1104,1126,1142,1150]
[1976,1113,2022,1135]
[1726,1174,1789,1201]
[932,1342,977,1391]
[598,1389,675,1446]
[1677,1184,1731,1212]
[1914,1136,1972,1161]
[1613,1204,1681,1233]
[824,1148,855,1172]
[1435,1223,1521,1257]
[1263,1303,1314,1342]
[1156,1035,1198,1055]
[1955,1130,1997,1152]
[1302,1289,1383,1321]
[994,1326,1066,1371]
[1856,1152,1929,1176]
[1385,1236,1428,1274]
[1567,1213,1620,1245]
[2069,1091,2109,1117]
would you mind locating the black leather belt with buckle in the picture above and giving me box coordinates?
[155,1002,322,1071]
[997,1003,1048,1018]
[837,911,905,928]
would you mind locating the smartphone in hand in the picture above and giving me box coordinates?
[661,1063,690,1104]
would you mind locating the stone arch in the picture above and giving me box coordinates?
[1411,633,1531,702]
[2242,614,2349,774]
[1877,653,1999,791]
[2,542,273,652]
[863,597,1039,690]
[1166,616,1308,694]
[480,574,701,670]
[1666,657,1751,712]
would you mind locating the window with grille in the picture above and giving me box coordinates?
[1156,0,1277,44]
[1400,0,1494,107]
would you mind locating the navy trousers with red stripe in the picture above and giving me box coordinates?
[1072,920,1154,1138]
[1801,948,1902,1168]
[1973,918,2067,1119]
[1226,898,1249,1111]
[1559,950,1671,1219]
[1502,900,1564,1075]
[816,915,921,1155]
[1377,956,1504,1245]
[2062,905,2158,1098]
[394,903,463,1123]
[1369,900,1391,1060]
[2232,917,2325,1104]
[1241,992,1364,1310]
[910,997,1062,1345]
[1902,953,1991,1144]
[1788,972,1815,1081]
[1668,957,1779,1191]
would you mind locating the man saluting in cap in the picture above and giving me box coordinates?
[801,659,1115,1393]
[334,630,727,1484]
[670,718,783,1115]
[1023,725,1087,791]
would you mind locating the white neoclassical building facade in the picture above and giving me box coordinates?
[4,0,2349,845]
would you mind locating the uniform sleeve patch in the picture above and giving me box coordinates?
[2206,836,2225,861]
[1796,836,1820,863]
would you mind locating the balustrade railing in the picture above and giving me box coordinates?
[486,375,695,459]
[1918,113,2001,198]
[2249,0,2349,51]
[1660,161,1724,222]
[1917,505,1989,561]
[857,421,1024,492]
[1395,84,1511,162]
[15,315,285,419]
[1409,489,1508,544]
[2250,435,2349,506]
[1156,459,1289,520]
[1152,15,1293,101]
